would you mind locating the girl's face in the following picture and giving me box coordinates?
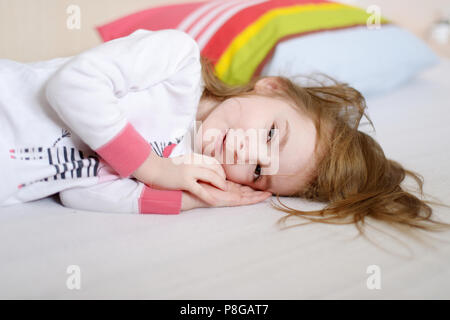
[196,94,318,195]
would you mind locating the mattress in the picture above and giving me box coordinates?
[1,58,449,299]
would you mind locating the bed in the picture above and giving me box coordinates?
[1,56,449,299]
[1,0,450,299]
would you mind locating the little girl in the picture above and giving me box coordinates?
[0,29,447,235]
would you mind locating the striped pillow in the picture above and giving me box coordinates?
[97,0,388,85]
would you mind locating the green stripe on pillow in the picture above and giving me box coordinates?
[217,4,389,85]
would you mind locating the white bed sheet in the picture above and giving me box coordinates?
[1,59,450,300]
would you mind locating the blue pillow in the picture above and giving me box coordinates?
[260,24,439,97]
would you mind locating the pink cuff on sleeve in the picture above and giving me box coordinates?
[95,122,151,178]
[139,186,182,215]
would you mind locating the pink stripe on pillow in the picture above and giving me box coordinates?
[179,0,222,34]
[139,186,182,214]
[96,1,208,42]
[95,122,151,178]
[184,0,240,38]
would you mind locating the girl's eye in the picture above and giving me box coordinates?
[253,164,262,182]
[267,124,276,142]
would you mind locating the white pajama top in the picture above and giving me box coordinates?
[0,29,204,214]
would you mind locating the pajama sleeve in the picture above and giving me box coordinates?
[45,29,201,178]
[59,178,182,214]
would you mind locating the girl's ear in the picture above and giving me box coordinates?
[254,77,284,92]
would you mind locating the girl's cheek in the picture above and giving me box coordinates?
[223,164,250,186]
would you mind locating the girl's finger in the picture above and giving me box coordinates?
[240,186,260,194]
[189,182,217,206]
[201,156,226,180]
[243,190,271,200]
[240,192,271,205]
[207,163,226,180]
[196,168,227,191]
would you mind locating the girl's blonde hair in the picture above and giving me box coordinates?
[200,56,450,236]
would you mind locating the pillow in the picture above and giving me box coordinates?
[96,0,438,96]
[260,23,439,96]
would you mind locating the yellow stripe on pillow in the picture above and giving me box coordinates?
[216,3,389,85]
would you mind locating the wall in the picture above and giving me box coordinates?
[0,0,448,62]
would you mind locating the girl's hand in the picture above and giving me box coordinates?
[133,151,227,205]
[181,180,272,211]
